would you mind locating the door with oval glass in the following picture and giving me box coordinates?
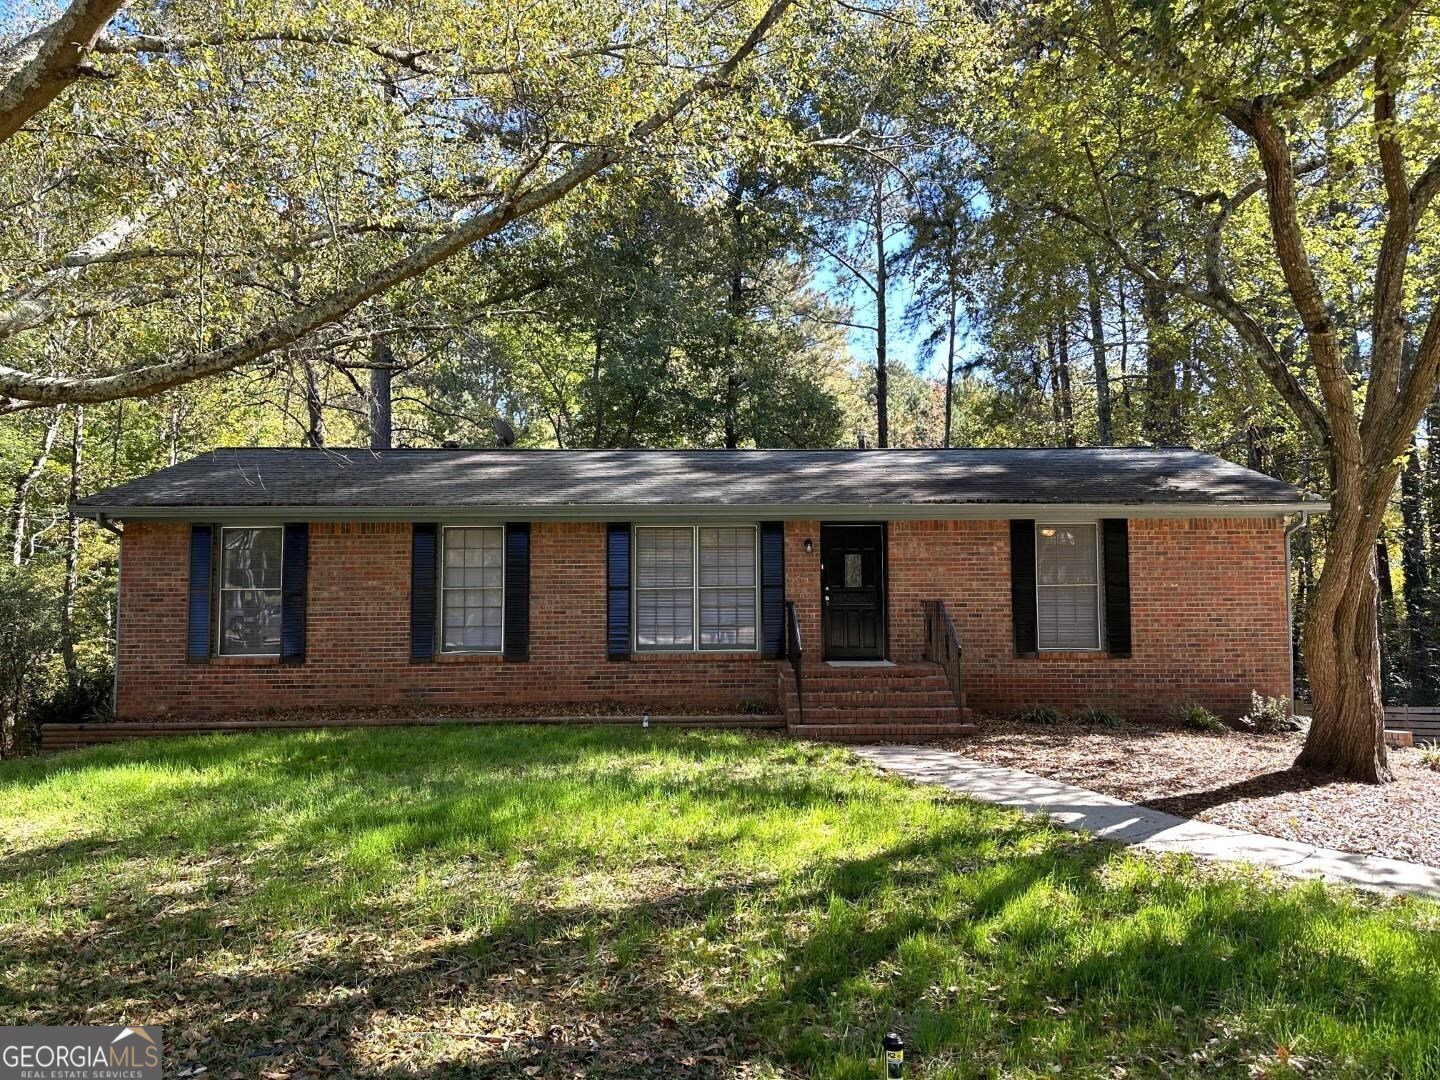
[820,524,886,659]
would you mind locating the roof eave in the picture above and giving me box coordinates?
[76,499,1330,523]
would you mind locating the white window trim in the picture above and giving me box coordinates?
[1034,521,1104,652]
[632,523,761,654]
[438,524,506,655]
[216,524,284,657]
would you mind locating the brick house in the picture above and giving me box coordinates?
[74,447,1324,738]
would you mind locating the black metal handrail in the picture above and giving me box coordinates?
[923,599,965,713]
[784,599,804,725]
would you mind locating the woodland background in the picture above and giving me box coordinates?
[2,0,1437,757]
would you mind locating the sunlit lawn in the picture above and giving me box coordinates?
[2,726,1438,1078]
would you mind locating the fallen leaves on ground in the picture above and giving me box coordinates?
[950,719,1440,867]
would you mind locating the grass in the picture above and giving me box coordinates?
[2,727,1439,1078]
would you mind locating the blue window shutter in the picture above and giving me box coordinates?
[1010,519,1038,656]
[410,523,437,661]
[1102,518,1132,658]
[280,523,308,664]
[186,525,213,661]
[606,523,631,659]
[503,523,530,661]
[760,522,785,659]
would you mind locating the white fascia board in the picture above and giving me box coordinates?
[79,500,1329,523]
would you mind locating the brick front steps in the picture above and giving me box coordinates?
[780,662,976,742]
[39,714,783,751]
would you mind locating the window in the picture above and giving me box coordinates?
[441,526,505,652]
[218,526,283,656]
[1035,523,1101,651]
[635,525,757,651]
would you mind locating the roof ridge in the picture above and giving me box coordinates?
[201,445,1201,453]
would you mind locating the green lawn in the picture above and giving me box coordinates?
[1,727,1438,1078]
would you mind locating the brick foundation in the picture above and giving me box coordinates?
[117,516,1290,722]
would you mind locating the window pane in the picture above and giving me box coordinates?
[699,587,756,648]
[219,589,282,654]
[698,527,756,587]
[1038,584,1100,650]
[441,587,502,651]
[440,528,503,651]
[1036,524,1097,585]
[636,528,693,588]
[222,528,282,589]
[636,588,694,648]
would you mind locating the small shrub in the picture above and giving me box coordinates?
[1016,704,1064,725]
[1171,700,1227,733]
[24,666,115,726]
[1239,691,1299,734]
[1073,704,1121,727]
[1420,747,1440,772]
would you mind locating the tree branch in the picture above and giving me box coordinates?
[93,29,642,79]
[1366,45,1414,441]
[1047,200,1331,448]
[1244,109,1358,453]
[0,0,128,144]
[1259,0,1421,112]
[0,0,797,409]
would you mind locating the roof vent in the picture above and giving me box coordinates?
[441,440,461,449]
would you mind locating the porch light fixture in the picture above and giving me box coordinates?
[804,538,813,553]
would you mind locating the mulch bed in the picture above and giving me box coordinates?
[947,719,1440,869]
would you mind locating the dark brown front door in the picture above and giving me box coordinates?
[821,524,886,660]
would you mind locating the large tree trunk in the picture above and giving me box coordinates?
[1085,258,1112,445]
[1399,443,1431,700]
[60,404,84,692]
[873,176,889,449]
[1375,532,1396,698]
[369,340,394,450]
[1139,281,1181,443]
[1056,318,1076,447]
[10,408,61,565]
[1138,206,1181,444]
[724,181,746,450]
[943,289,957,449]
[1297,471,1393,781]
[301,356,326,448]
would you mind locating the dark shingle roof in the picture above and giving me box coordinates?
[75,447,1323,519]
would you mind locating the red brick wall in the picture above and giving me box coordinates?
[117,521,777,718]
[117,515,1290,722]
[887,518,1291,720]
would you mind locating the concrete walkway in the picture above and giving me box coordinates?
[853,745,1440,900]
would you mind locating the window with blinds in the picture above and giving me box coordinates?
[1035,523,1102,650]
[635,525,757,651]
[218,526,283,656]
[441,526,504,652]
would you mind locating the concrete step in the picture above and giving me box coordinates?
[789,722,978,743]
[787,690,959,707]
[793,704,965,722]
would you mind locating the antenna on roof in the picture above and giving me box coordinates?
[491,418,517,448]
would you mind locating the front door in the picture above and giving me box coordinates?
[821,524,886,660]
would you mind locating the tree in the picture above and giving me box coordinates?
[0,0,801,410]
[1003,0,1440,780]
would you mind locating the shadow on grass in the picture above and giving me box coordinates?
[3,727,1439,1078]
